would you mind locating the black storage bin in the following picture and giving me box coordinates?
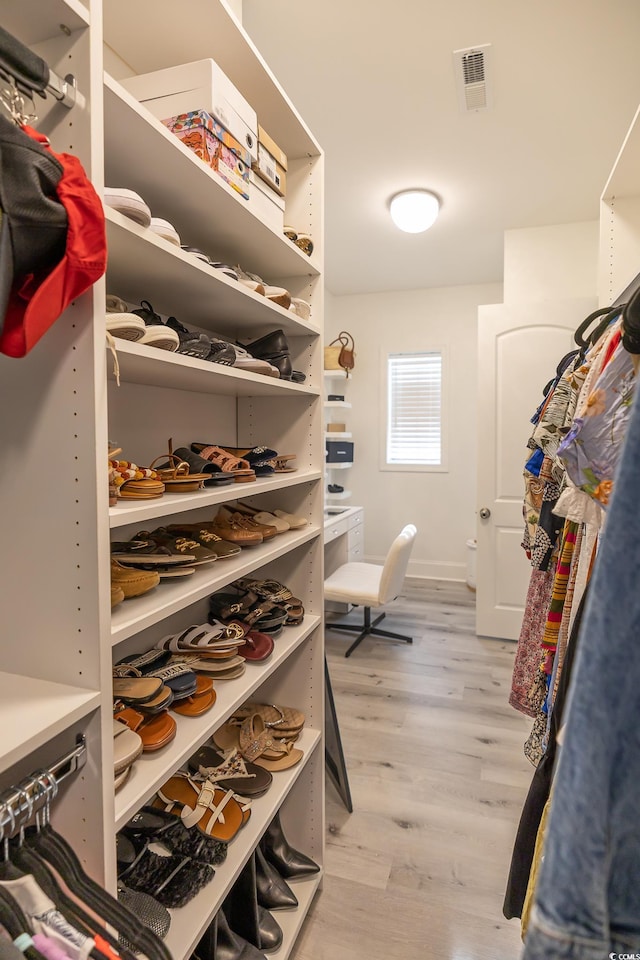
[326,440,354,463]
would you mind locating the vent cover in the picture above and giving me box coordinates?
[453,44,492,112]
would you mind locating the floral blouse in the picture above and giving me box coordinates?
[558,342,635,507]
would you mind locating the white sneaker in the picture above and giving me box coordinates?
[149,217,181,246]
[131,300,179,352]
[104,187,151,227]
[106,294,146,342]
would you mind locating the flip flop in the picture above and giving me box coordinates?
[171,676,217,717]
[112,676,163,703]
[238,630,274,662]
[213,715,303,771]
[154,774,248,841]
[114,705,177,752]
[188,746,273,798]
[231,702,305,738]
[156,622,246,654]
[190,444,256,479]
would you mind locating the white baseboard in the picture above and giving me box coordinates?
[364,555,466,583]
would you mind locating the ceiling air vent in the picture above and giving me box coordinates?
[453,44,492,112]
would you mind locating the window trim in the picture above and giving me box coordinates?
[379,346,449,473]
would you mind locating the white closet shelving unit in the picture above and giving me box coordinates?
[0,1,325,958]
[599,102,640,305]
[324,370,353,502]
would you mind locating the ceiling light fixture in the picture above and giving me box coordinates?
[389,189,440,233]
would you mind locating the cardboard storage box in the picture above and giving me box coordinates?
[326,440,354,463]
[122,59,258,162]
[249,169,284,232]
[327,423,346,433]
[258,124,288,170]
[164,110,250,200]
[253,142,286,197]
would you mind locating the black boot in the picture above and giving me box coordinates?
[261,812,320,880]
[255,844,298,910]
[224,855,283,953]
[203,908,266,960]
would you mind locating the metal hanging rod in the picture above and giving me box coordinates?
[0,735,87,836]
[46,70,77,110]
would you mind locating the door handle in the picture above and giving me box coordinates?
[479,507,491,520]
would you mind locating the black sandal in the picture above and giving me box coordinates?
[116,832,214,908]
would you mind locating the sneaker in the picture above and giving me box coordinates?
[104,187,151,227]
[131,300,179,352]
[165,317,212,359]
[181,245,211,265]
[106,295,146,342]
[231,342,279,376]
[149,217,181,246]
[206,338,237,366]
[235,266,291,309]
[210,263,239,281]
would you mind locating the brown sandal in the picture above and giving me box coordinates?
[153,774,249,840]
[194,445,256,482]
[149,439,209,493]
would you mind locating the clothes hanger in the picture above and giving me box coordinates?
[573,307,612,347]
[25,774,170,960]
[0,796,46,960]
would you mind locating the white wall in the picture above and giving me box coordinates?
[326,282,502,581]
[504,221,598,302]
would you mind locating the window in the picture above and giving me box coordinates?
[384,351,445,470]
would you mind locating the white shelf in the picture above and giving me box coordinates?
[323,401,352,409]
[103,74,321,283]
[163,729,322,960]
[325,462,353,470]
[111,525,321,645]
[102,0,321,161]
[323,369,349,378]
[4,0,89,44]
[0,674,100,771]
[105,210,319,339]
[602,102,640,200]
[115,616,321,829]
[324,432,352,439]
[108,339,320,398]
[326,490,352,501]
[110,470,322,529]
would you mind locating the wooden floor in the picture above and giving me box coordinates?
[294,579,533,960]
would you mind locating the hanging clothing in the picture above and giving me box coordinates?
[0,878,94,960]
[509,569,555,717]
[503,588,589,920]
[522,377,640,959]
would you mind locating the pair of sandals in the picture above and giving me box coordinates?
[213,712,304,772]
[153,771,251,843]
[227,578,305,627]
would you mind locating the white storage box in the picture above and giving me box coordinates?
[122,59,258,161]
[249,169,284,233]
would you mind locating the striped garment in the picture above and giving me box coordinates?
[541,520,580,654]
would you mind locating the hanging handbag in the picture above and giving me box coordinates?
[324,331,355,377]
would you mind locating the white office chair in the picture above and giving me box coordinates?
[324,524,417,657]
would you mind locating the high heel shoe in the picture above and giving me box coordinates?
[198,909,266,960]
[223,855,283,953]
[261,811,320,880]
[254,845,298,910]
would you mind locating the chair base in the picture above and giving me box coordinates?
[327,607,413,658]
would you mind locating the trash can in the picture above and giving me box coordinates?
[466,538,477,592]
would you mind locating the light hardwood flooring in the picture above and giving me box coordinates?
[295,579,533,960]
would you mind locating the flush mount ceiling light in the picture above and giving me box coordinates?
[389,189,440,233]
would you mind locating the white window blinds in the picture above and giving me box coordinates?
[386,352,442,466]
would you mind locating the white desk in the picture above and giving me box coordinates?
[324,505,364,611]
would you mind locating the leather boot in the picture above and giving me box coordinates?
[224,854,284,953]
[202,908,266,960]
[243,330,292,380]
[261,811,320,880]
[255,844,298,910]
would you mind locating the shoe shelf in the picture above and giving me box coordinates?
[162,729,322,960]
[323,400,352,409]
[114,616,321,829]
[108,339,321,398]
[105,210,320,339]
[111,525,321,646]
[4,0,89,45]
[103,75,321,283]
[323,431,352,439]
[103,0,321,163]
[0,673,100,772]
[109,470,322,530]
[326,490,352,502]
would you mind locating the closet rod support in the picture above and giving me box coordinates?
[0,734,87,835]
[47,71,77,109]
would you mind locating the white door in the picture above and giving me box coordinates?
[476,299,595,640]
